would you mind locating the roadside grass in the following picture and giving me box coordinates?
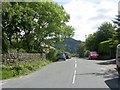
[0,60,52,80]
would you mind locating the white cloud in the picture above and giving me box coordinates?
[63,0,118,41]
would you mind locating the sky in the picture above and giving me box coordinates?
[53,0,119,41]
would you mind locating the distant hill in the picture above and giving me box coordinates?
[55,38,81,54]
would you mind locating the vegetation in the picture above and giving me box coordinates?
[86,22,119,59]
[46,49,61,61]
[99,39,119,59]
[113,15,120,43]
[77,42,85,57]
[2,2,74,53]
[1,1,75,79]
[1,60,52,79]
[85,22,115,51]
[77,21,120,59]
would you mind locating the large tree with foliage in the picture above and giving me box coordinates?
[2,2,74,53]
[85,22,115,52]
[96,22,115,42]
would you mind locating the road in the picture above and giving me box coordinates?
[1,58,120,89]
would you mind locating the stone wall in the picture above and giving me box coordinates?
[1,53,46,64]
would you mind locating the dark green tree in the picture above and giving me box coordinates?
[2,2,74,53]
[77,42,85,57]
[85,22,115,52]
[113,15,120,43]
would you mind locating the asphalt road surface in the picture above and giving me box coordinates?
[1,58,120,89]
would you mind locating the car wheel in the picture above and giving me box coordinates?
[118,70,120,78]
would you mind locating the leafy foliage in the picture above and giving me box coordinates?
[77,42,85,57]
[113,15,120,43]
[99,39,119,58]
[2,2,74,53]
[1,60,52,79]
[46,49,61,61]
[85,22,116,59]
[85,22,115,52]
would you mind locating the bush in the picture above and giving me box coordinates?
[46,49,61,61]
[1,60,52,79]
[99,55,111,60]
[19,49,26,53]
[84,50,90,57]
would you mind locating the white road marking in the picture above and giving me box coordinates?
[72,59,77,84]
[72,70,76,84]
[75,63,77,68]
[75,60,77,63]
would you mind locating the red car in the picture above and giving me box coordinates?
[88,51,99,60]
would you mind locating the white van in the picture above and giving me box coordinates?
[116,44,120,77]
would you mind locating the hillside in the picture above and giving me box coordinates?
[55,38,81,54]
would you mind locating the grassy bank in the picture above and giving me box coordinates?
[0,60,52,79]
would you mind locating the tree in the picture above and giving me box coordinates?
[85,34,97,51]
[30,2,72,53]
[85,22,115,52]
[77,42,85,57]
[113,15,120,43]
[96,22,115,42]
[2,2,74,53]
[2,2,23,52]
[99,38,119,58]
[62,25,74,39]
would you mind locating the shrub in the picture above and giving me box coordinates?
[1,60,52,79]
[84,50,90,57]
[46,49,61,61]
[19,49,26,53]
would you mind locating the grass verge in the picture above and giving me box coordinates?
[0,60,52,80]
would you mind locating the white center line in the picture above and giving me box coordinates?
[72,70,76,84]
[72,60,77,84]
[75,63,77,68]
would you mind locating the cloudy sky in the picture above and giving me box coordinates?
[54,0,119,41]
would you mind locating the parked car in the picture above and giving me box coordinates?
[88,51,99,60]
[65,53,71,59]
[57,52,66,61]
[116,44,120,78]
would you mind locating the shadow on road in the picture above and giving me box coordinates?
[55,59,67,63]
[105,78,120,90]
[76,71,118,79]
[76,64,119,89]
[96,59,116,65]
[76,72,120,89]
